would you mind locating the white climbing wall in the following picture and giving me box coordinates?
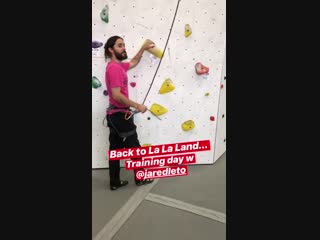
[92,0,226,168]
[214,49,226,161]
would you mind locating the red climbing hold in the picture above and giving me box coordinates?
[130,82,136,87]
[210,116,215,121]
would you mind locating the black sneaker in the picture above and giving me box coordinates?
[135,179,154,186]
[110,180,129,190]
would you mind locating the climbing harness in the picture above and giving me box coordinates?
[124,109,140,120]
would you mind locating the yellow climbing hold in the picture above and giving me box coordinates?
[185,24,192,37]
[144,39,164,58]
[182,120,195,131]
[142,144,152,147]
[150,103,168,116]
[159,78,176,94]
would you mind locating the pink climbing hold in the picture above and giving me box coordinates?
[130,82,136,87]
[195,62,209,75]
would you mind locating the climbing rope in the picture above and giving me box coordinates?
[142,0,182,104]
[103,0,182,127]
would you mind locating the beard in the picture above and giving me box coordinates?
[114,51,128,61]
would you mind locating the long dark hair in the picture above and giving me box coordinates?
[104,36,123,59]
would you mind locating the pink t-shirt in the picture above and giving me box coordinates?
[105,61,130,113]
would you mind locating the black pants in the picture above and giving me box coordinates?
[107,112,142,185]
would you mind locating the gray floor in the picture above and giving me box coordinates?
[92,152,226,240]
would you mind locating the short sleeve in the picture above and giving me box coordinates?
[122,62,130,72]
[107,66,123,88]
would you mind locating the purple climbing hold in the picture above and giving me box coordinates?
[103,90,108,96]
[92,41,103,48]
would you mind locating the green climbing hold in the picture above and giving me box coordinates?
[205,92,210,96]
[100,5,109,23]
[92,76,101,89]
